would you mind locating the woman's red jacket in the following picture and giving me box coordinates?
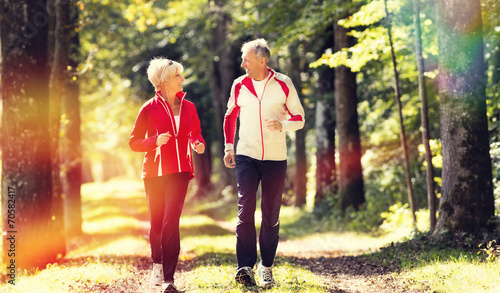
[129,91,205,180]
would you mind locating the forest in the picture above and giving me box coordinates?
[0,0,499,292]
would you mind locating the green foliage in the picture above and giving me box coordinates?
[72,0,500,232]
[379,203,430,234]
[310,0,407,72]
[478,240,500,262]
[491,142,500,214]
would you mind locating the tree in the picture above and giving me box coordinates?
[288,42,308,208]
[384,0,416,224]
[413,0,437,231]
[48,0,72,259]
[334,20,365,212]
[435,0,495,233]
[62,3,83,237]
[314,26,337,212]
[1,0,63,268]
[209,0,239,190]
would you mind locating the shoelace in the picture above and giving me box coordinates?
[261,267,273,282]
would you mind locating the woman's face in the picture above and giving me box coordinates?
[164,70,185,93]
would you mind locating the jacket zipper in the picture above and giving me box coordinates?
[174,101,183,172]
[258,76,271,160]
[158,94,183,173]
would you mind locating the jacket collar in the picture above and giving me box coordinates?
[156,91,186,102]
[241,68,275,97]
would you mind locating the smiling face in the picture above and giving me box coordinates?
[241,49,268,81]
[163,69,185,93]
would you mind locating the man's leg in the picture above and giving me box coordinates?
[235,155,261,269]
[259,160,287,267]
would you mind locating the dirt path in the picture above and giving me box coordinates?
[67,180,429,293]
[209,215,428,293]
[79,241,426,293]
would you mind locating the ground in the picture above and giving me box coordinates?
[77,231,428,293]
[81,179,430,293]
[76,213,428,293]
[2,179,432,293]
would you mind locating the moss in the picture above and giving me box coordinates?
[440,201,454,218]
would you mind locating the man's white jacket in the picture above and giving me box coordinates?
[224,68,305,161]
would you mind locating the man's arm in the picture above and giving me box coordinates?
[223,81,240,168]
[281,77,305,132]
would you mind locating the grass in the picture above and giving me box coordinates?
[1,178,499,292]
[403,259,500,293]
[365,231,500,293]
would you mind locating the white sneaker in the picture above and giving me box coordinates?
[151,263,163,286]
[257,263,275,288]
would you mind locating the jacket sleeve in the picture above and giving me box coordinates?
[281,77,305,132]
[223,81,240,152]
[129,105,158,152]
[189,104,205,149]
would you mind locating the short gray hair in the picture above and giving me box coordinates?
[241,38,271,63]
[147,57,184,91]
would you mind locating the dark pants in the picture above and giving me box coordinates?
[235,155,287,269]
[144,172,190,282]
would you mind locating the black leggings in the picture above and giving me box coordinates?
[144,172,190,282]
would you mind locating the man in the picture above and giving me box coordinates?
[223,38,305,288]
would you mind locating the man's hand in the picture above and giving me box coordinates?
[194,141,205,154]
[224,150,236,168]
[265,118,282,131]
[156,132,171,146]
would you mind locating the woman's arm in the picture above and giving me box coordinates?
[129,106,158,152]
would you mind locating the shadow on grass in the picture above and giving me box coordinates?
[181,223,234,238]
[61,254,152,270]
[82,196,149,223]
[362,231,485,270]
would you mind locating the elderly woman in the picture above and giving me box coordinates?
[129,57,205,293]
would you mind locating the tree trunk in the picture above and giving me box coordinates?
[294,130,307,207]
[334,23,365,212]
[435,0,495,234]
[193,147,214,198]
[384,0,417,224]
[288,43,308,208]
[1,0,62,269]
[413,0,437,231]
[209,0,239,190]
[314,25,337,212]
[62,5,82,238]
[48,0,71,260]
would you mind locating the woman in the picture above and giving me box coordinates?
[129,57,205,293]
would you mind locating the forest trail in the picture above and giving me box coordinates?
[4,179,429,293]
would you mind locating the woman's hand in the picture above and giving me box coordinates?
[194,141,205,154]
[156,132,171,146]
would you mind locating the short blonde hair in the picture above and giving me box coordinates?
[147,57,184,91]
[241,38,271,63]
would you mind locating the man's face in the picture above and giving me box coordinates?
[241,49,264,80]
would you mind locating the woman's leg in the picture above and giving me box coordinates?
[144,176,167,265]
[161,172,190,282]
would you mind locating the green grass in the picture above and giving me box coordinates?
[403,259,500,293]
[181,261,328,293]
[1,178,499,293]
[364,231,500,293]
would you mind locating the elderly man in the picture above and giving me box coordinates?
[223,38,305,288]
